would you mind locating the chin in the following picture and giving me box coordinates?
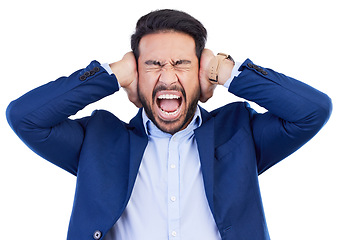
[155,117,186,135]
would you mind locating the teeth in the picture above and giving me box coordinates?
[161,108,180,116]
[157,94,180,100]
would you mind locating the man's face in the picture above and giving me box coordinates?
[137,31,200,134]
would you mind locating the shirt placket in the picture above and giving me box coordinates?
[167,135,180,239]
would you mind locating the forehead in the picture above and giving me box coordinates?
[138,31,197,60]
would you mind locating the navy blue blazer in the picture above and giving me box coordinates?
[6,59,332,239]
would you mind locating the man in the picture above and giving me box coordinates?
[6,9,332,240]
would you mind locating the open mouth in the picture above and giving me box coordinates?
[155,91,183,120]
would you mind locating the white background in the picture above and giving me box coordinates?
[1,0,341,239]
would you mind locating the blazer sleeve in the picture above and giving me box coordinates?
[6,60,120,175]
[228,59,332,174]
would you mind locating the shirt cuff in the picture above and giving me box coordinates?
[101,63,113,75]
[223,62,242,89]
[101,63,121,88]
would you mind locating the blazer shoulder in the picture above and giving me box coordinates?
[210,101,252,119]
[87,109,147,137]
[84,109,129,130]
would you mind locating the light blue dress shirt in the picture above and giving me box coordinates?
[102,61,242,239]
[105,107,220,239]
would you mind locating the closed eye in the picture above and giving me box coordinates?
[145,60,165,67]
[172,59,192,71]
[144,59,192,72]
[144,60,166,72]
[172,60,191,66]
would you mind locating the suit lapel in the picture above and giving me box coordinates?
[194,107,215,214]
[126,109,148,200]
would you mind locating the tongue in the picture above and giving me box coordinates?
[159,99,180,112]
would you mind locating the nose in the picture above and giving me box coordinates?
[158,67,178,86]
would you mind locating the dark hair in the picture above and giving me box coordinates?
[131,9,207,61]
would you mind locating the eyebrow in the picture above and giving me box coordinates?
[144,59,192,66]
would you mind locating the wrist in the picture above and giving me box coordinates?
[217,58,234,85]
[112,52,137,88]
[109,59,137,88]
[109,61,125,87]
[208,53,235,85]
[223,61,243,88]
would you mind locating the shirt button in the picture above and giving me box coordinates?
[170,164,176,169]
[171,231,177,237]
[170,196,176,202]
[93,230,102,239]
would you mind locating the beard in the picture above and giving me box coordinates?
[138,83,200,135]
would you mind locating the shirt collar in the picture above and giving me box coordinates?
[142,106,202,138]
